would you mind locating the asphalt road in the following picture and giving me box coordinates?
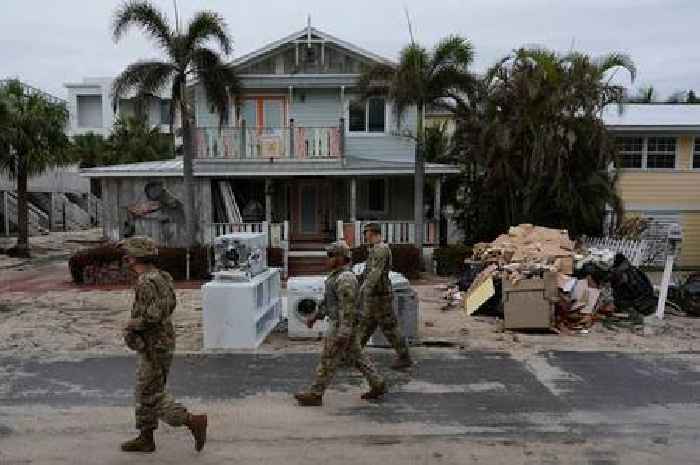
[1,349,699,464]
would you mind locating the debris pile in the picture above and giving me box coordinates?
[460,224,662,334]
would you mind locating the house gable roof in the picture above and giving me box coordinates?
[232,26,395,70]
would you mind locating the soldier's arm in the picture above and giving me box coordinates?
[336,275,356,339]
[364,248,387,293]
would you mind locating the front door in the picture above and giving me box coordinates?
[290,180,332,242]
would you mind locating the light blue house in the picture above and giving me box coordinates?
[84,24,460,272]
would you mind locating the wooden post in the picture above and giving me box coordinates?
[240,119,247,159]
[265,178,273,226]
[3,191,8,236]
[354,220,361,246]
[49,193,55,231]
[62,202,66,232]
[337,220,344,241]
[350,177,357,221]
[434,177,442,246]
[262,221,270,248]
[289,118,295,159]
[339,117,345,162]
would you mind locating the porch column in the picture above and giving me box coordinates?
[49,192,55,231]
[350,177,357,221]
[265,178,273,224]
[433,176,442,246]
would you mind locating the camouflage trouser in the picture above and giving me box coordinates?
[359,296,410,359]
[135,351,190,431]
[310,335,384,395]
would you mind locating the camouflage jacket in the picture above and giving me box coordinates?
[129,269,177,352]
[317,267,359,339]
[361,242,393,298]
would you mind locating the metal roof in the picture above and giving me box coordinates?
[602,104,700,130]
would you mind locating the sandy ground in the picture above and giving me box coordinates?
[1,229,700,358]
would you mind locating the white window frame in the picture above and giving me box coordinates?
[346,97,389,137]
[616,136,677,171]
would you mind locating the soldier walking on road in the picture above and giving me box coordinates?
[295,241,387,406]
[118,237,207,453]
[358,223,413,370]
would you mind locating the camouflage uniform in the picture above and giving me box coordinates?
[358,241,411,360]
[128,269,190,431]
[309,257,384,396]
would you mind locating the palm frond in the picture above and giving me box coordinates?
[185,11,232,55]
[430,35,474,73]
[111,60,175,110]
[192,48,239,128]
[113,0,172,50]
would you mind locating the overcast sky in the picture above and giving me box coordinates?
[1,0,697,100]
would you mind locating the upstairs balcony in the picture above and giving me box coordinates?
[195,119,344,160]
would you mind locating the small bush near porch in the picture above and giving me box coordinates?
[433,245,473,277]
[352,244,422,280]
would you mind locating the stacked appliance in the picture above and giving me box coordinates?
[202,232,282,349]
[286,266,419,345]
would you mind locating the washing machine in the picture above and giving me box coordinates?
[287,276,329,339]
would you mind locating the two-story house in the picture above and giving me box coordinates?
[604,104,700,268]
[83,24,460,270]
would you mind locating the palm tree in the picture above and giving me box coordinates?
[0,79,70,257]
[112,1,239,246]
[357,36,476,249]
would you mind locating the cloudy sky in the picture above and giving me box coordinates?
[1,0,697,99]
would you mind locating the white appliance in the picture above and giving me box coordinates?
[202,268,281,349]
[287,276,329,339]
[213,232,267,279]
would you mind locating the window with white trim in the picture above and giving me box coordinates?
[646,137,676,169]
[616,137,643,168]
[349,97,386,133]
[694,138,700,169]
[615,136,677,169]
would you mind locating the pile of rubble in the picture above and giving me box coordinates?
[460,224,658,334]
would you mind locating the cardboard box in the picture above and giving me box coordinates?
[503,277,554,329]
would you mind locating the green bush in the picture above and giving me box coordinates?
[69,245,125,284]
[433,244,473,277]
[351,244,422,280]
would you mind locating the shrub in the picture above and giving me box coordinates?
[351,244,421,280]
[268,247,285,268]
[433,244,473,277]
[156,247,209,280]
[69,245,125,284]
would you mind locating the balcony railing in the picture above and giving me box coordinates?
[195,121,343,160]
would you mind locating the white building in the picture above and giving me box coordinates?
[64,77,174,137]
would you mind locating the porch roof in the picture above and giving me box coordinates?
[80,156,459,178]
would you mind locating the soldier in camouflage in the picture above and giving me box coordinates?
[358,223,413,370]
[118,237,208,453]
[294,241,386,406]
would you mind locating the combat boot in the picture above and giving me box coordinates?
[391,355,413,370]
[294,391,323,406]
[185,414,208,452]
[120,429,155,453]
[361,381,387,400]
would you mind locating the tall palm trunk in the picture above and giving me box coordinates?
[181,98,196,247]
[15,160,30,257]
[414,103,425,251]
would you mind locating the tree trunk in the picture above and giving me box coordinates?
[14,162,30,257]
[182,103,196,247]
[414,103,425,251]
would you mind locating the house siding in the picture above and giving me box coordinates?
[289,89,342,126]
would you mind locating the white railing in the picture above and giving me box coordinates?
[583,237,650,267]
[337,220,438,247]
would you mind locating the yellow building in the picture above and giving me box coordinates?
[605,104,700,268]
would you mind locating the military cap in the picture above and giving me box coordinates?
[117,236,158,257]
[325,240,351,259]
[363,223,382,234]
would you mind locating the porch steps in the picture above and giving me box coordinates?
[288,255,328,276]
